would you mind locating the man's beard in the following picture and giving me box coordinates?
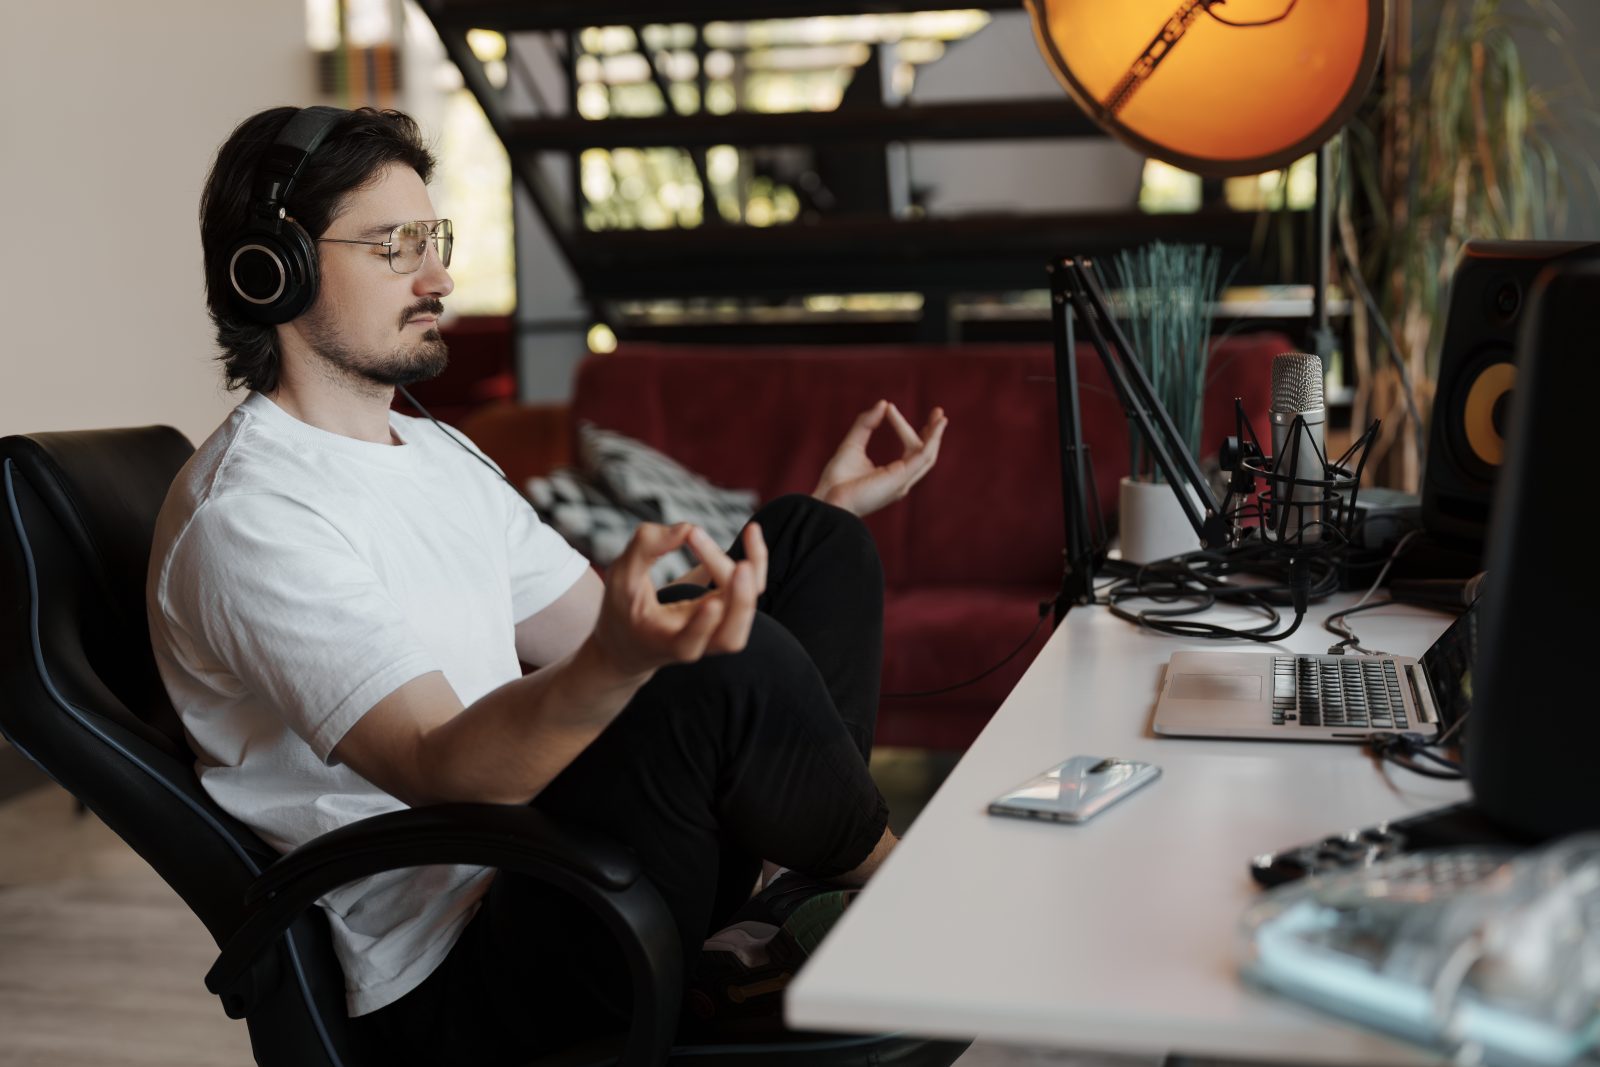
[301,316,449,389]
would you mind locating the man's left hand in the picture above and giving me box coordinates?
[813,400,947,518]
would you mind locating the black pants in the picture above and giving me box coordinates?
[350,495,891,1064]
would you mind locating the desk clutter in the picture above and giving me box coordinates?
[1239,833,1600,1067]
[1248,800,1531,889]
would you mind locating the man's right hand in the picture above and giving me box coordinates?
[332,521,768,808]
[587,521,768,681]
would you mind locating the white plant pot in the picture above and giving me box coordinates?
[1118,476,1202,564]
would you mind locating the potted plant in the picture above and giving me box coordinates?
[1112,241,1223,564]
[1343,0,1599,489]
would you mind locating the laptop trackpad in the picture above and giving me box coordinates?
[1169,674,1262,701]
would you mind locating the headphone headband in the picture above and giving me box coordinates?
[227,106,348,324]
[249,105,346,227]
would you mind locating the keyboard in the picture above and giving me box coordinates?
[1271,655,1409,730]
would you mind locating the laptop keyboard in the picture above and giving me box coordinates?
[1271,656,1409,730]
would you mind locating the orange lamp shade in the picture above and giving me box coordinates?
[1025,0,1387,176]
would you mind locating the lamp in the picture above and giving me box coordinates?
[1024,0,1390,624]
[1023,0,1386,178]
[1026,0,1388,357]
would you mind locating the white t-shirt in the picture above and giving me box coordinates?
[146,391,590,1016]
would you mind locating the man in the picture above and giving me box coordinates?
[148,105,947,1062]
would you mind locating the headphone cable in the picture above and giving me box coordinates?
[394,385,526,497]
[881,601,1052,699]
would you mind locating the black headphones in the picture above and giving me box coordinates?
[225,106,347,325]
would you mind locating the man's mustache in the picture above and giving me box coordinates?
[400,299,445,330]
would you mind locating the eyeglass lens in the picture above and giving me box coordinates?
[390,220,452,273]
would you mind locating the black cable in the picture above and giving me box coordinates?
[1367,733,1466,780]
[1326,523,1470,779]
[1376,731,1465,772]
[1431,709,1470,750]
[1324,598,1400,653]
[883,601,1053,698]
[1413,746,1463,772]
[1322,527,1424,653]
[1106,569,1289,640]
[1380,752,1465,780]
[1203,0,1300,27]
[395,384,525,496]
[1099,541,1341,641]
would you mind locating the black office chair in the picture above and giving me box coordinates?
[0,427,966,1067]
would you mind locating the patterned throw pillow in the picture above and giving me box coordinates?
[578,423,759,556]
[525,468,693,585]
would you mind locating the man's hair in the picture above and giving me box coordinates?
[199,107,437,393]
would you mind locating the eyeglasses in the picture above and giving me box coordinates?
[317,219,453,274]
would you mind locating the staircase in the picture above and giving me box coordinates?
[415,0,1298,341]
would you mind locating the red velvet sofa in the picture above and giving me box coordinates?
[473,336,1287,750]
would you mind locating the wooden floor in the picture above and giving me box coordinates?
[0,761,1150,1067]
[0,784,251,1066]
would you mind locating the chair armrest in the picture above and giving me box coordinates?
[242,802,640,907]
[206,803,680,1066]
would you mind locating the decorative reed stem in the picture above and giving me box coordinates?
[1113,242,1222,483]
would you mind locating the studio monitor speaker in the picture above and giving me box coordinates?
[1420,239,1600,556]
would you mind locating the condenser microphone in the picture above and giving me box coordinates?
[1268,353,1326,542]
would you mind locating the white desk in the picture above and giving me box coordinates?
[788,595,1468,1063]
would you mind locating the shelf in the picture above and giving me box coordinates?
[570,209,1292,299]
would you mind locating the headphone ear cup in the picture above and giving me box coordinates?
[227,218,319,325]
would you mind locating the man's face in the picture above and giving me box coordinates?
[293,162,454,389]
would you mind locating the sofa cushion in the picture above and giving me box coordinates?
[877,585,1056,750]
[579,422,759,553]
[573,346,919,585]
[526,467,692,584]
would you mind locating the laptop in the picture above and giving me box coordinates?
[1151,600,1478,742]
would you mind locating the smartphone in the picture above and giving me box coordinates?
[987,755,1161,824]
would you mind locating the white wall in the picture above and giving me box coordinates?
[0,1,306,446]
[907,11,1147,215]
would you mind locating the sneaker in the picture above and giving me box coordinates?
[681,873,859,1039]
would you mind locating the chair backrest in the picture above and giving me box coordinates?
[0,428,355,1067]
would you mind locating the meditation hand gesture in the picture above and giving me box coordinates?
[590,522,768,680]
[813,400,948,518]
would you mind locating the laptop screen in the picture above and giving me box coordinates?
[1418,600,1479,732]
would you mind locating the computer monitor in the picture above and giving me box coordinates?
[1466,255,1598,839]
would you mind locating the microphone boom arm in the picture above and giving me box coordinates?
[1050,255,1231,624]
[1078,261,1225,526]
